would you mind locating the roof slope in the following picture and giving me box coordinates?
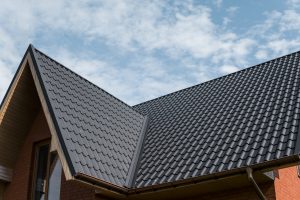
[133,52,300,187]
[30,47,147,186]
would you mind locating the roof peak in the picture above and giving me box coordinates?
[31,45,143,117]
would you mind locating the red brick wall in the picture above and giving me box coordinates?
[60,171,114,200]
[3,110,51,200]
[60,172,96,200]
[274,166,300,200]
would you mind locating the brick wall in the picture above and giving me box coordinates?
[60,170,115,200]
[274,166,300,200]
[60,172,96,200]
[4,110,51,200]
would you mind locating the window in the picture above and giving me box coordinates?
[32,143,49,200]
[47,154,62,200]
[31,142,63,200]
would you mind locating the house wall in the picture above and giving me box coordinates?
[274,166,300,200]
[60,171,114,200]
[60,172,96,200]
[3,110,51,200]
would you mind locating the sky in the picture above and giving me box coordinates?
[1,0,300,105]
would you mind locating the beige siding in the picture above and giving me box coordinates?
[0,62,40,169]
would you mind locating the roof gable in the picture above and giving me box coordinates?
[30,47,147,187]
[0,55,41,171]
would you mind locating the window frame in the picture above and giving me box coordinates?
[45,151,62,200]
[30,140,51,200]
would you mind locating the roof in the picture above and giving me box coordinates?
[132,52,300,187]
[30,47,147,187]
[3,44,300,190]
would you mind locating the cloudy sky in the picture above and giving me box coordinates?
[1,0,300,105]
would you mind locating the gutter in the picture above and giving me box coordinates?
[246,168,266,200]
[129,155,300,194]
[74,173,129,195]
[73,155,300,198]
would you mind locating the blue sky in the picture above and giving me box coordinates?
[1,0,300,105]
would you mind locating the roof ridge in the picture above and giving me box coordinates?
[32,46,145,118]
[133,49,300,108]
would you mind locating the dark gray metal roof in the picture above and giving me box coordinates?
[27,45,300,189]
[133,52,300,187]
[30,47,147,187]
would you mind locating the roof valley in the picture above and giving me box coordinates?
[125,116,149,187]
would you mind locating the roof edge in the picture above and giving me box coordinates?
[28,45,76,176]
[74,155,300,197]
[128,155,300,194]
[125,116,149,187]
[75,173,129,194]
[33,47,144,118]
[294,113,300,154]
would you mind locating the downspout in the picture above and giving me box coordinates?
[246,168,266,200]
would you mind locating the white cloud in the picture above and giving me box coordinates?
[267,39,300,55]
[255,50,268,60]
[0,61,14,101]
[278,10,300,32]
[226,6,239,15]
[220,65,239,74]
[287,0,300,8]
[6,0,253,63]
[1,0,300,104]
[0,0,260,104]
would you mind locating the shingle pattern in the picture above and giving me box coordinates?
[32,48,146,186]
[133,53,300,187]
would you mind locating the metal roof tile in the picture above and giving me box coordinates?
[133,51,300,187]
[28,46,300,189]
[31,48,146,187]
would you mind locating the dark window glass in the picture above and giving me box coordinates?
[33,144,49,200]
[47,154,62,200]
